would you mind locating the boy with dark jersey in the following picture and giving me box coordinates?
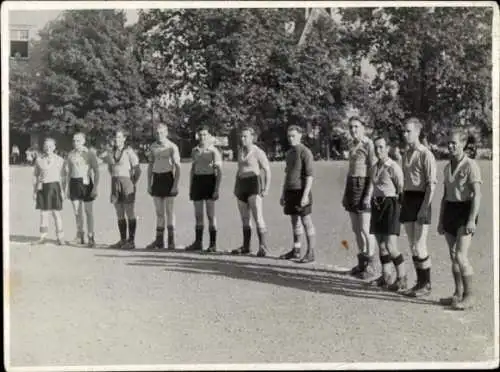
[279,125,316,263]
[400,118,437,297]
[146,123,181,250]
[186,126,222,252]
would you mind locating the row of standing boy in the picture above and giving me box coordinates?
[340,116,481,311]
[30,118,481,311]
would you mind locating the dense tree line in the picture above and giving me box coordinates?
[10,7,493,157]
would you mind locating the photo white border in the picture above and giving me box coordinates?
[2,1,499,371]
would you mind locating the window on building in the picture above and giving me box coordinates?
[10,40,28,58]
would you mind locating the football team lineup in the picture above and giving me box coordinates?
[8,117,495,365]
[29,117,483,309]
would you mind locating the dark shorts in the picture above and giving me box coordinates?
[400,191,432,224]
[443,201,478,237]
[111,176,136,204]
[151,172,176,198]
[190,174,216,201]
[370,196,401,236]
[69,178,95,202]
[235,175,261,203]
[36,182,63,211]
[284,189,312,216]
[344,176,371,213]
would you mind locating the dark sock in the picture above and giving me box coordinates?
[128,219,137,242]
[243,226,251,250]
[412,256,421,284]
[118,219,127,241]
[167,225,175,247]
[293,231,301,246]
[209,227,217,247]
[156,227,164,243]
[391,254,405,279]
[195,225,204,245]
[419,256,431,285]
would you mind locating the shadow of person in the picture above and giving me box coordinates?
[9,234,59,245]
[94,251,439,307]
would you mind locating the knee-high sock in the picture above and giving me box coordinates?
[128,219,137,242]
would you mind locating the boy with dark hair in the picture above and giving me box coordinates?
[279,125,316,263]
[186,125,222,252]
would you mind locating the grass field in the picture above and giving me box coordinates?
[6,161,497,367]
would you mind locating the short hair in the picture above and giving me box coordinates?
[115,127,128,137]
[406,117,423,132]
[448,128,469,144]
[197,124,211,134]
[44,137,56,146]
[240,126,256,136]
[373,135,390,146]
[287,125,303,134]
[348,116,366,127]
[74,132,86,140]
[155,123,168,131]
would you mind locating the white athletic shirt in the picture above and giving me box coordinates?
[443,155,482,202]
[402,144,437,192]
[149,141,180,173]
[237,145,269,178]
[34,154,65,184]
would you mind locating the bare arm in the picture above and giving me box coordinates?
[90,153,100,188]
[213,149,223,193]
[33,161,40,195]
[259,150,271,194]
[172,145,181,190]
[60,158,68,193]
[468,183,481,224]
[420,151,438,213]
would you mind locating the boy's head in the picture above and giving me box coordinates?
[287,125,303,146]
[197,125,211,146]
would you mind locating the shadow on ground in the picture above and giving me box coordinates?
[95,251,440,307]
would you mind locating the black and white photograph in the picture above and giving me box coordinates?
[3,1,499,370]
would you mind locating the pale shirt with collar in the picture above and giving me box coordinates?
[34,153,65,184]
[348,136,376,177]
[402,143,438,192]
[371,157,404,198]
[237,144,269,178]
[103,147,139,178]
[66,146,99,182]
[191,145,222,175]
[149,142,180,173]
[443,155,482,202]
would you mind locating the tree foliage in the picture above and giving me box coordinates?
[338,7,493,145]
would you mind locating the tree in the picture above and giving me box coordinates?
[10,10,149,144]
[337,7,493,145]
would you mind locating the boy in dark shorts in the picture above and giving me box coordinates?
[438,129,482,310]
[279,125,316,263]
[186,125,222,252]
[400,118,437,297]
[231,127,271,257]
[65,132,100,247]
[101,129,141,249]
[369,136,407,291]
[146,123,181,250]
[32,138,67,245]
